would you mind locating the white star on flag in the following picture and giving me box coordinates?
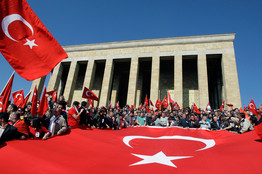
[24,39,38,49]
[130,151,192,168]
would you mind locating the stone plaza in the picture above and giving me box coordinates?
[30,33,241,109]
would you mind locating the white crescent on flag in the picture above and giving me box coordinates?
[2,14,34,42]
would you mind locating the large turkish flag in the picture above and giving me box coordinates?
[0,0,67,80]
[0,127,262,174]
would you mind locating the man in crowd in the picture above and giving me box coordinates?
[0,112,18,143]
[9,112,29,139]
[211,116,221,130]
[199,115,211,129]
[48,103,68,136]
[237,113,254,134]
[68,101,84,128]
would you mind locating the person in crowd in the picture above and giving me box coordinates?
[0,112,19,143]
[199,115,211,129]
[136,112,146,126]
[119,113,128,129]
[146,112,154,126]
[57,96,67,110]
[237,113,254,134]
[158,112,168,127]
[173,116,180,126]
[9,112,29,139]
[211,116,221,130]
[98,108,107,129]
[48,104,67,136]
[188,114,200,128]
[68,101,84,128]
[29,118,50,140]
[7,104,18,115]
[179,113,189,128]
[79,101,89,126]
[167,117,175,127]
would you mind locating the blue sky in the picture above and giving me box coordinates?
[0,0,261,106]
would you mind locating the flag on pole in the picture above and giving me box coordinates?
[0,0,68,80]
[37,87,49,118]
[0,72,14,112]
[21,91,31,109]
[12,89,24,106]
[155,99,162,111]
[219,101,225,111]
[205,103,211,111]
[192,103,200,114]
[162,96,168,108]
[248,99,258,116]
[82,87,99,101]
[31,86,38,117]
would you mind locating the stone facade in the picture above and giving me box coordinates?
[31,33,241,109]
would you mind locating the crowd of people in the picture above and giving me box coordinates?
[0,95,261,144]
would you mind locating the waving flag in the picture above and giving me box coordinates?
[0,72,14,112]
[162,96,168,108]
[192,103,200,114]
[30,86,38,117]
[144,95,149,107]
[248,99,258,116]
[116,101,120,110]
[21,91,31,109]
[0,0,67,80]
[167,91,175,104]
[37,87,49,118]
[219,101,225,111]
[155,99,162,110]
[205,103,211,111]
[82,87,99,101]
[1,127,262,174]
[12,89,24,106]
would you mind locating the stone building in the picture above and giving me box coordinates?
[30,33,241,109]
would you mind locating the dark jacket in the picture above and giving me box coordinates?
[0,124,18,144]
[179,119,189,128]
[211,121,221,130]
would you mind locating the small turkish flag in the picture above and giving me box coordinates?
[167,92,175,104]
[219,101,225,111]
[116,101,120,110]
[12,89,24,106]
[205,103,211,111]
[0,0,68,80]
[248,99,258,116]
[144,95,149,107]
[82,87,99,101]
[46,90,57,103]
[139,103,143,110]
[131,103,135,109]
[155,99,162,110]
[21,91,31,109]
[162,96,168,108]
[149,99,154,107]
[0,72,14,112]
[37,87,49,118]
[192,103,200,114]
[31,85,38,117]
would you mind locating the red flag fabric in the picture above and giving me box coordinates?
[167,91,175,104]
[1,127,262,174]
[243,104,246,111]
[0,0,68,80]
[226,103,233,110]
[82,87,99,101]
[255,123,262,139]
[131,103,135,109]
[87,99,93,109]
[155,99,162,110]
[30,86,38,117]
[37,87,49,118]
[139,103,143,110]
[144,95,148,107]
[205,103,211,111]
[0,72,14,112]
[240,107,250,121]
[248,99,258,116]
[116,101,120,110]
[162,96,168,108]
[149,99,154,107]
[219,101,225,111]
[174,102,180,110]
[12,89,24,106]
[46,90,57,102]
[193,103,200,114]
[21,91,31,109]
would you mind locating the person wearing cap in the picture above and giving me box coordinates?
[0,112,19,144]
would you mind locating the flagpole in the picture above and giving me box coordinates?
[0,71,15,96]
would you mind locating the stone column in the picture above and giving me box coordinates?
[47,63,63,91]
[174,55,183,108]
[30,76,46,100]
[83,59,96,89]
[136,74,142,108]
[63,61,79,106]
[198,54,209,109]
[99,58,114,107]
[150,56,160,104]
[126,57,139,106]
[110,74,119,106]
[222,44,241,108]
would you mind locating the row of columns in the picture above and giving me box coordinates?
[32,51,240,109]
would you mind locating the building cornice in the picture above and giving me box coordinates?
[63,33,235,52]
